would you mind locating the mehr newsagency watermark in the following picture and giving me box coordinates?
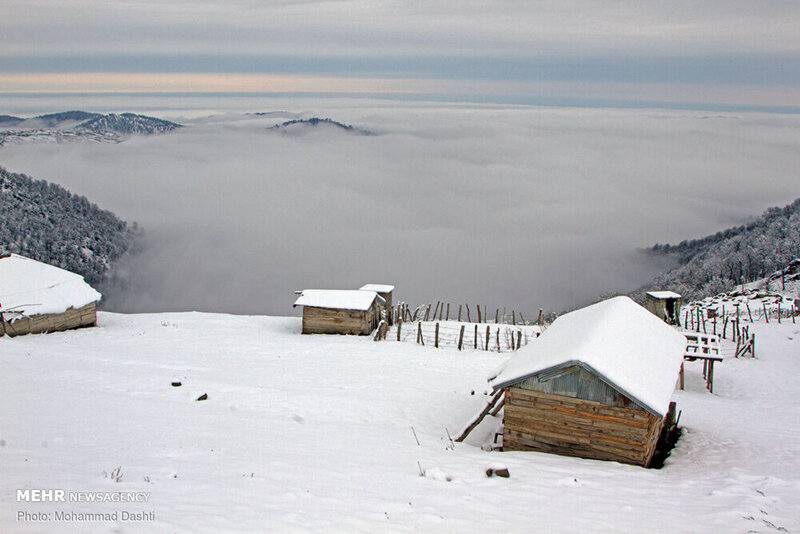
[16,489,154,523]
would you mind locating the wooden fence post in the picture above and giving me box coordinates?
[778,302,782,324]
[435,322,439,348]
[701,311,707,334]
[424,304,431,321]
[496,328,500,352]
[458,325,465,350]
[474,324,478,349]
[538,308,543,326]
[417,322,423,345]
[516,330,522,349]
[466,304,471,323]
[735,332,741,358]
[446,303,450,321]
[477,305,482,324]
[433,301,440,321]
[763,302,769,324]
[713,315,717,335]
[485,325,490,350]
[496,309,499,324]
[512,310,516,326]
[746,303,753,322]
[458,305,462,321]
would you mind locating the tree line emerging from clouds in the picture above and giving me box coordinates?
[0,166,135,286]
[637,198,800,301]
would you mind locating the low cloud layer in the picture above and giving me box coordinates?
[2,98,799,316]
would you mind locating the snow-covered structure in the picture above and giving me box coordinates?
[293,289,384,335]
[0,254,101,337]
[644,290,682,325]
[359,284,394,323]
[490,296,686,467]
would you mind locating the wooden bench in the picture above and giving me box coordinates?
[680,354,723,393]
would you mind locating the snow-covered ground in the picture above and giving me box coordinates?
[1,311,799,533]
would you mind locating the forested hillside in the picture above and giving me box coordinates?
[0,166,135,286]
[637,198,800,301]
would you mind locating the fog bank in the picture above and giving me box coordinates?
[2,100,798,315]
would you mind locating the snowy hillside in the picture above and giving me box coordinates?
[1,311,798,532]
[78,113,181,135]
[682,258,800,324]
[0,166,135,286]
[0,111,181,146]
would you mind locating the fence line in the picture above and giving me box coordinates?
[389,301,548,328]
[385,318,542,353]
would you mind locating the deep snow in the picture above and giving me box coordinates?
[1,311,798,533]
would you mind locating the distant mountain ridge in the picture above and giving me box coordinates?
[0,111,181,146]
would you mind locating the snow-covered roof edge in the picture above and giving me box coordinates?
[0,254,101,318]
[293,289,381,311]
[646,291,682,299]
[359,284,394,293]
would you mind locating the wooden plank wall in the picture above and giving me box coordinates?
[503,387,664,467]
[2,302,97,337]
[302,306,371,335]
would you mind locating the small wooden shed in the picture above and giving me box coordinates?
[293,289,384,335]
[490,296,686,467]
[645,291,682,325]
[359,284,394,324]
[0,254,101,337]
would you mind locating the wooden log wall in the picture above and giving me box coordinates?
[302,306,371,335]
[503,387,663,467]
[2,302,97,337]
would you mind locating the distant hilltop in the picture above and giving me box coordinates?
[0,111,181,146]
[268,117,373,135]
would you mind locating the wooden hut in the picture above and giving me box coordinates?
[490,296,686,467]
[644,291,682,325]
[0,254,101,337]
[293,289,384,335]
[359,284,394,324]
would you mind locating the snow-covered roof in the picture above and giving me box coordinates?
[359,284,394,293]
[0,254,101,318]
[490,296,686,417]
[293,290,381,311]
[646,291,682,299]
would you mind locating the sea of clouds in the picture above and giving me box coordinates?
[1,95,798,316]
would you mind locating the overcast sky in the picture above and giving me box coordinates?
[1,1,799,108]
